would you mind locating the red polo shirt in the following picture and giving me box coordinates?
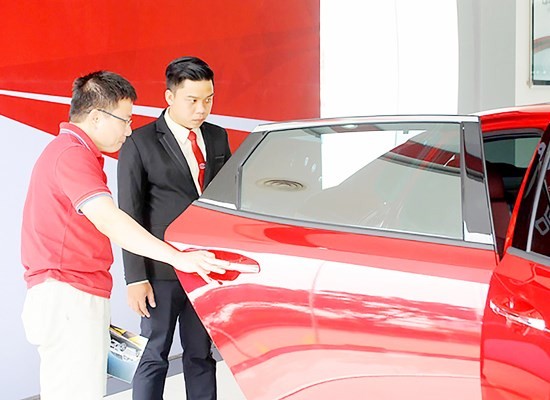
[21,123,113,298]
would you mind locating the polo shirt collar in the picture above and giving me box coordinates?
[59,122,103,158]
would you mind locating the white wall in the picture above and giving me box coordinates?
[455,0,550,112]
[516,1,550,105]
[0,116,45,400]
[321,0,459,117]
[321,0,550,117]
[465,0,550,111]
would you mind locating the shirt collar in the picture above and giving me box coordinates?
[59,122,103,159]
[164,108,202,139]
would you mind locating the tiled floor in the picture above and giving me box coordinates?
[104,361,246,400]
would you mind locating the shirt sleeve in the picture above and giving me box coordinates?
[55,145,111,212]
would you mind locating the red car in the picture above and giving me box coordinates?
[165,105,550,399]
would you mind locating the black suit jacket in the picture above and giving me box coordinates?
[117,110,231,284]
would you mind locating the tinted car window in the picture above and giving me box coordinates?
[484,137,540,169]
[484,136,540,207]
[240,122,463,239]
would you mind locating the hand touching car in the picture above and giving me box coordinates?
[169,249,229,284]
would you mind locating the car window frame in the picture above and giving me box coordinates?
[199,116,495,249]
[524,127,550,256]
[482,129,542,170]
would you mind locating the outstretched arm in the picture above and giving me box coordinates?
[80,195,228,282]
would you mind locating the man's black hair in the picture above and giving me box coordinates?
[69,70,137,122]
[165,56,214,91]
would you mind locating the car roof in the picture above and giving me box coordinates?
[251,104,550,134]
[476,103,550,133]
[252,115,479,133]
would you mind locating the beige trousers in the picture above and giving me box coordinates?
[21,278,110,400]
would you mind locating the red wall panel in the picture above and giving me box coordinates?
[0,1,320,139]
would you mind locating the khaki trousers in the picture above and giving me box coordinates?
[22,278,110,400]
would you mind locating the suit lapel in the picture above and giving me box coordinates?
[155,111,199,197]
[202,123,217,186]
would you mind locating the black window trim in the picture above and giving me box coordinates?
[482,128,543,142]
[462,121,494,245]
[527,130,550,252]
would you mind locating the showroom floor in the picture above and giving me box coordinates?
[104,361,246,400]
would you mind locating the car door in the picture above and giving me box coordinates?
[165,116,499,400]
[481,124,550,400]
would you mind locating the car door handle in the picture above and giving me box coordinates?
[225,262,260,274]
[207,249,260,274]
[489,298,548,332]
[183,249,260,273]
[187,249,260,281]
[177,248,260,287]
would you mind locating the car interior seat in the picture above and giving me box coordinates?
[486,162,511,258]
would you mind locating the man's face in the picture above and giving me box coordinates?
[94,98,133,153]
[165,79,214,130]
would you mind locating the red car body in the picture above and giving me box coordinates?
[165,105,550,399]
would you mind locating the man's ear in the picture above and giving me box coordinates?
[165,89,174,106]
[88,109,101,128]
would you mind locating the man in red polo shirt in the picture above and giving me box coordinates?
[20,71,228,400]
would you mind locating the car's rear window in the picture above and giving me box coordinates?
[240,122,463,239]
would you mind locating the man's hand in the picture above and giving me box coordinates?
[127,282,156,318]
[170,250,229,283]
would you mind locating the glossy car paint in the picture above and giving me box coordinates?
[165,105,550,399]
[481,250,550,399]
[480,122,550,399]
[167,205,495,399]
[478,104,550,133]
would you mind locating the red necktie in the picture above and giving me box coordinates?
[188,130,206,190]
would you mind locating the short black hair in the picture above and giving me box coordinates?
[165,56,214,91]
[69,71,137,122]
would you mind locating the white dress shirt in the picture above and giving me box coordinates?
[164,109,207,195]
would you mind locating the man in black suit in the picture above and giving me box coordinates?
[117,56,231,400]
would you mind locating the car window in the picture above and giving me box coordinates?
[484,137,540,169]
[483,136,540,208]
[239,122,463,239]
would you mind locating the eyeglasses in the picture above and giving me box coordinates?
[97,109,132,126]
